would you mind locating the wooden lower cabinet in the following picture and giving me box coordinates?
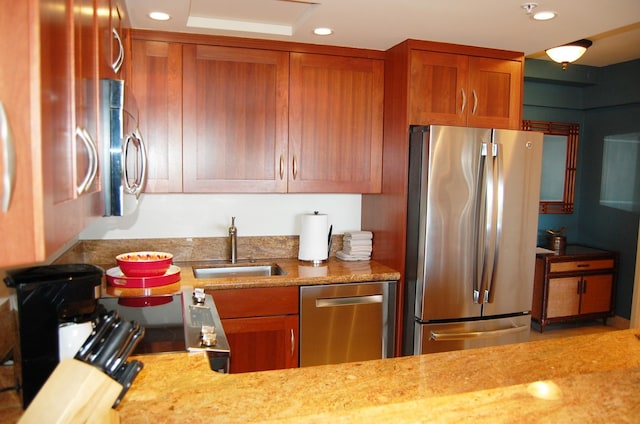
[221,315,298,373]
[532,245,617,332]
[208,286,299,373]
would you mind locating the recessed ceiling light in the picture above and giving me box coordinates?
[533,11,557,21]
[149,11,171,21]
[313,27,333,36]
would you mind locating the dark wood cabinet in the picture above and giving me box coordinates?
[182,44,290,193]
[128,31,384,194]
[532,245,617,332]
[208,286,299,373]
[288,52,384,193]
[0,0,113,267]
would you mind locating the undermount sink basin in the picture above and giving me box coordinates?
[193,263,286,279]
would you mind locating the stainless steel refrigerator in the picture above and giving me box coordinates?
[403,125,543,355]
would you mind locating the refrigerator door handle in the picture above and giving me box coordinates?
[429,323,528,341]
[486,143,503,303]
[475,142,496,304]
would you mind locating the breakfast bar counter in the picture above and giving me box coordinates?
[114,329,640,423]
[3,329,640,422]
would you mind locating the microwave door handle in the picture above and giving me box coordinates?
[123,131,147,199]
[135,129,148,198]
[0,102,16,213]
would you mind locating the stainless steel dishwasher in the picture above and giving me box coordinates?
[299,281,397,366]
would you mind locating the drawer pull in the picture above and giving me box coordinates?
[577,264,590,268]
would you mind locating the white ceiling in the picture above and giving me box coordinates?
[124,0,640,67]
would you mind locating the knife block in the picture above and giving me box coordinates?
[19,358,122,424]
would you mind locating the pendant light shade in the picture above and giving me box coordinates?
[545,39,592,70]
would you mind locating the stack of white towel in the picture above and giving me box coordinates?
[337,231,373,261]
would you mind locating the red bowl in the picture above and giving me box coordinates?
[116,251,173,277]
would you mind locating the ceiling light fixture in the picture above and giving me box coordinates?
[149,11,171,21]
[545,39,593,70]
[313,27,333,36]
[533,10,557,21]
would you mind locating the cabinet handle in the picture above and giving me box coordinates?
[75,127,99,195]
[279,154,284,180]
[583,279,588,294]
[460,88,466,114]
[472,89,478,115]
[292,155,298,180]
[290,328,295,357]
[576,279,583,295]
[577,263,590,268]
[0,102,16,213]
[112,27,124,74]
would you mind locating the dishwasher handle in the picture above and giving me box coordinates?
[316,294,383,308]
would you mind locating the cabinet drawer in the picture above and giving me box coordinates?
[549,259,614,273]
[209,286,299,319]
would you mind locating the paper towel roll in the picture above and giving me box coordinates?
[298,212,328,263]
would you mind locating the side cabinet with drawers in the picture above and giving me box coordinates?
[532,245,617,332]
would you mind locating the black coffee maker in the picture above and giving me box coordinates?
[4,264,103,408]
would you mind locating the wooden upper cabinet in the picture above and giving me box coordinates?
[409,50,522,130]
[409,50,468,127]
[130,39,183,192]
[289,53,383,193]
[466,57,521,129]
[182,44,289,193]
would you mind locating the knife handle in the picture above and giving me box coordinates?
[75,310,118,362]
[91,320,132,372]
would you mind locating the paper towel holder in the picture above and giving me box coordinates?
[298,211,329,265]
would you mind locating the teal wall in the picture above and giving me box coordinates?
[524,58,640,319]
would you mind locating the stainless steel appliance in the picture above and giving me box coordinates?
[404,125,543,355]
[4,264,103,408]
[98,287,230,373]
[300,281,396,366]
[99,79,147,216]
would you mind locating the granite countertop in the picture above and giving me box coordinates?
[102,257,401,297]
[113,329,640,422]
[3,330,640,422]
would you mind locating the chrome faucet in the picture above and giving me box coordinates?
[229,216,237,264]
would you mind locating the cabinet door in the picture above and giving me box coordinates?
[289,52,383,193]
[0,0,46,267]
[466,57,521,130]
[547,276,580,318]
[182,45,289,193]
[130,39,183,192]
[580,274,614,315]
[222,315,298,373]
[41,0,90,254]
[408,50,468,126]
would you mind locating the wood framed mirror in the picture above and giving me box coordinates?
[522,120,579,214]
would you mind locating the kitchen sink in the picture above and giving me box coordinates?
[193,263,286,279]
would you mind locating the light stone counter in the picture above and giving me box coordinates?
[114,330,640,423]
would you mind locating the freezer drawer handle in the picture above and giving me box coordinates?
[316,294,383,308]
[429,323,528,341]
